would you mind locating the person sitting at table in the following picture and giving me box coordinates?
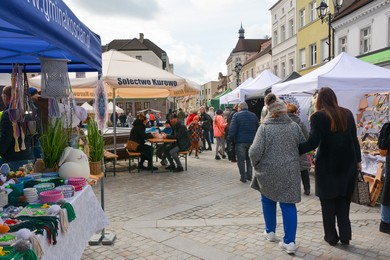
[129,113,158,171]
[156,121,173,166]
[164,114,191,172]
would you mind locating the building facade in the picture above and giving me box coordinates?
[226,25,268,89]
[270,0,298,79]
[333,0,390,69]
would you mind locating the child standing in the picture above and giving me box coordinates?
[188,116,202,159]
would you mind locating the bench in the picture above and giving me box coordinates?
[103,150,119,176]
[126,149,141,173]
[103,134,129,161]
[178,151,189,171]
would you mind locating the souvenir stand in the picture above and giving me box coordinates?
[0,1,112,259]
[357,92,389,205]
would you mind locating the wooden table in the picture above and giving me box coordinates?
[147,138,176,172]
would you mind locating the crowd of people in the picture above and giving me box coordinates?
[126,87,389,255]
[2,83,387,256]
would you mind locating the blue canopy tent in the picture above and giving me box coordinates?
[0,0,102,72]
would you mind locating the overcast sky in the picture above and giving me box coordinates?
[64,0,277,85]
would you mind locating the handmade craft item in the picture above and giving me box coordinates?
[58,147,90,180]
[94,79,108,131]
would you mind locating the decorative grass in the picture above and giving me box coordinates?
[87,117,104,162]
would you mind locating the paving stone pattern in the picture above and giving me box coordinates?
[81,145,389,260]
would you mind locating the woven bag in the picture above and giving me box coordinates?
[40,58,70,98]
[351,172,371,205]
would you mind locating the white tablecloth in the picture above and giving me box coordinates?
[40,185,109,260]
[362,153,386,176]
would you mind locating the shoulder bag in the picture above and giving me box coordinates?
[125,140,139,152]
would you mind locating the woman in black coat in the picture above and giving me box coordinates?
[299,87,361,246]
[381,154,390,233]
[129,113,157,170]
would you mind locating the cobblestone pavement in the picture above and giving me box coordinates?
[81,145,389,260]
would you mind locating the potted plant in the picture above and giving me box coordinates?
[87,117,104,175]
[39,118,68,171]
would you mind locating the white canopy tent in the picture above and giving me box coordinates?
[81,102,95,113]
[219,77,253,105]
[272,52,390,120]
[239,70,281,102]
[107,102,124,113]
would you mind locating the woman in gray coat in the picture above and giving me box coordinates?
[249,93,305,255]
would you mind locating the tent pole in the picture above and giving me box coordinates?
[113,88,117,157]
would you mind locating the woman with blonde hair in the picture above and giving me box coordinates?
[299,87,361,246]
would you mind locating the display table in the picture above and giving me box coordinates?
[39,185,109,260]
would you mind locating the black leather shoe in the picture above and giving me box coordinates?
[240,178,247,183]
[174,166,184,172]
[215,156,221,160]
[324,237,339,246]
[304,189,310,195]
[222,154,227,159]
[247,176,252,181]
[380,221,390,234]
[165,165,175,170]
[340,240,350,245]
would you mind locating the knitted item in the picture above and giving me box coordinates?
[58,201,76,222]
[29,235,43,258]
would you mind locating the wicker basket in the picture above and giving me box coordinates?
[89,161,102,175]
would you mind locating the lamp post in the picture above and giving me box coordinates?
[234,62,242,88]
[317,0,343,61]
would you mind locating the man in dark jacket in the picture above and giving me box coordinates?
[0,86,34,171]
[199,106,212,151]
[227,102,259,183]
[164,114,191,172]
[226,104,238,162]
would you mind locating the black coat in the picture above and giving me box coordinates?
[299,109,361,199]
[0,107,34,163]
[382,154,390,206]
[129,119,152,146]
[166,121,191,151]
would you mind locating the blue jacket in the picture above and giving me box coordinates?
[227,109,259,144]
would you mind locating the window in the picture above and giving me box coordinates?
[126,102,133,115]
[275,14,277,20]
[339,36,347,53]
[388,17,390,46]
[309,1,317,22]
[321,39,329,62]
[290,1,293,7]
[300,49,306,69]
[310,44,317,66]
[289,59,294,73]
[289,19,294,38]
[273,30,278,45]
[360,27,371,54]
[274,65,278,76]
[251,68,254,78]
[135,102,142,113]
[282,8,284,14]
[144,102,150,109]
[300,9,306,28]
[281,25,286,41]
[136,55,142,61]
[75,72,86,78]
[281,62,286,78]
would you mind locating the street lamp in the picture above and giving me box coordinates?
[317,0,343,61]
[234,62,242,87]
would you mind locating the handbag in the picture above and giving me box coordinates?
[125,140,139,152]
[351,171,371,205]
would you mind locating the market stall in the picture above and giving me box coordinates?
[0,0,110,258]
